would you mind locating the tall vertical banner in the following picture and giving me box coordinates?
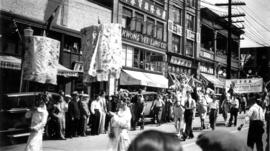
[81,24,123,82]
[23,36,60,85]
[225,78,263,94]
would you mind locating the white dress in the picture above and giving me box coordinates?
[25,105,48,151]
[108,107,131,151]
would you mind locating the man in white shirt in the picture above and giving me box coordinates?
[246,98,265,151]
[208,95,219,130]
[182,90,196,141]
[228,94,240,127]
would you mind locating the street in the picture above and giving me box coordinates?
[2,113,268,151]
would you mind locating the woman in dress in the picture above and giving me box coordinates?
[98,91,107,134]
[197,89,208,129]
[173,95,184,138]
[108,98,132,151]
[25,93,49,151]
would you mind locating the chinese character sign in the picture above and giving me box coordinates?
[23,36,60,85]
[225,78,263,94]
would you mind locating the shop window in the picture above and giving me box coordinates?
[172,34,181,54]
[122,7,132,29]
[156,21,164,40]
[186,13,194,31]
[126,46,133,67]
[172,6,182,25]
[135,13,144,33]
[122,45,127,66]
[133,48,140,68]
[186,40,194,57]
[146,17,155,36]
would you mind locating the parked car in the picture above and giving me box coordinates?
[129,91,158,117]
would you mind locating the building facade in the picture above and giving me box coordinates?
[0,0,112,95]
[113,0,169,91]
[167,0,201,82]
[199,7,243,92]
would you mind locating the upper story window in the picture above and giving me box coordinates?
[135,13,144,33]
[186,0,195,7]
[146,17,155,36]
[156,21,164,40]
[172,34,181,54]
[186,39,194,57]
[122,7,132,30]
[186,13,195,31]
[172,6,182,25]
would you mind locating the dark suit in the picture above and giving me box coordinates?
[79,100,90,136]
[68,100,80,137]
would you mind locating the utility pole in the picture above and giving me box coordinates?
[216,1,245,79]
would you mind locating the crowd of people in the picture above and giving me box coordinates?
[24,85,270,151]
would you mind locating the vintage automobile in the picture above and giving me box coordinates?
[0,91,59,145]
[129,91,158,122]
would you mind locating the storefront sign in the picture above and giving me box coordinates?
[168,20,182,36]
[186,29,195,41]
[120,0,167,20]
[170,56,192,68]
[199,64,214,75]
[150,55,164,62]
[225,78,263,94]
[200,51,214,60]
[122,29,167,50]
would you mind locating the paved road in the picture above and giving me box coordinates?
[1,113,267,151]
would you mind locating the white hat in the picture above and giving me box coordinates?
[65,94,71,99]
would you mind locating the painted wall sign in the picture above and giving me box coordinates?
[170,56,192,68]
[120,0,167,20]
[168,20,182,36]
[122,29,167,50]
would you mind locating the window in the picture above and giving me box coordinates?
[186,0,195,7]
[172,34,181,54]
[186,40,194,57]
[172,6,181,25]
[156,22,164,40]
[133,48,140,68]
[135,13,144,33]
[122,7,132,29]
[126,46,133,67]
[146,17,155,36]
[122,44,134,67]
[186,14,194,31]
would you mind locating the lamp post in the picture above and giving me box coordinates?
[19,27,33,92]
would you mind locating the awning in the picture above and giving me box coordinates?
[0,55,21,70]
[201,73,225,88]
[0,55,78,77]
[57,64,79,77]
[120,70,168,88]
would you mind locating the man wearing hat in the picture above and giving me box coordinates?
[78,94,90,136]
[64,94,72,138]
[68,91,81,137]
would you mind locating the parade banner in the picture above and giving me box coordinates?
[23,36,60,85]
[81,24,123,82]
[225,78,263,94]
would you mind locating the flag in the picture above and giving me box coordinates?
[46,5,60,32]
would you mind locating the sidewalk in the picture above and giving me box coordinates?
[1,114,240,151]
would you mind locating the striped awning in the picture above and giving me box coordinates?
[0,55,21,70]
[0,55,78,77]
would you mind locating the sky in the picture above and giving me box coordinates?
[201,0,270,48]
